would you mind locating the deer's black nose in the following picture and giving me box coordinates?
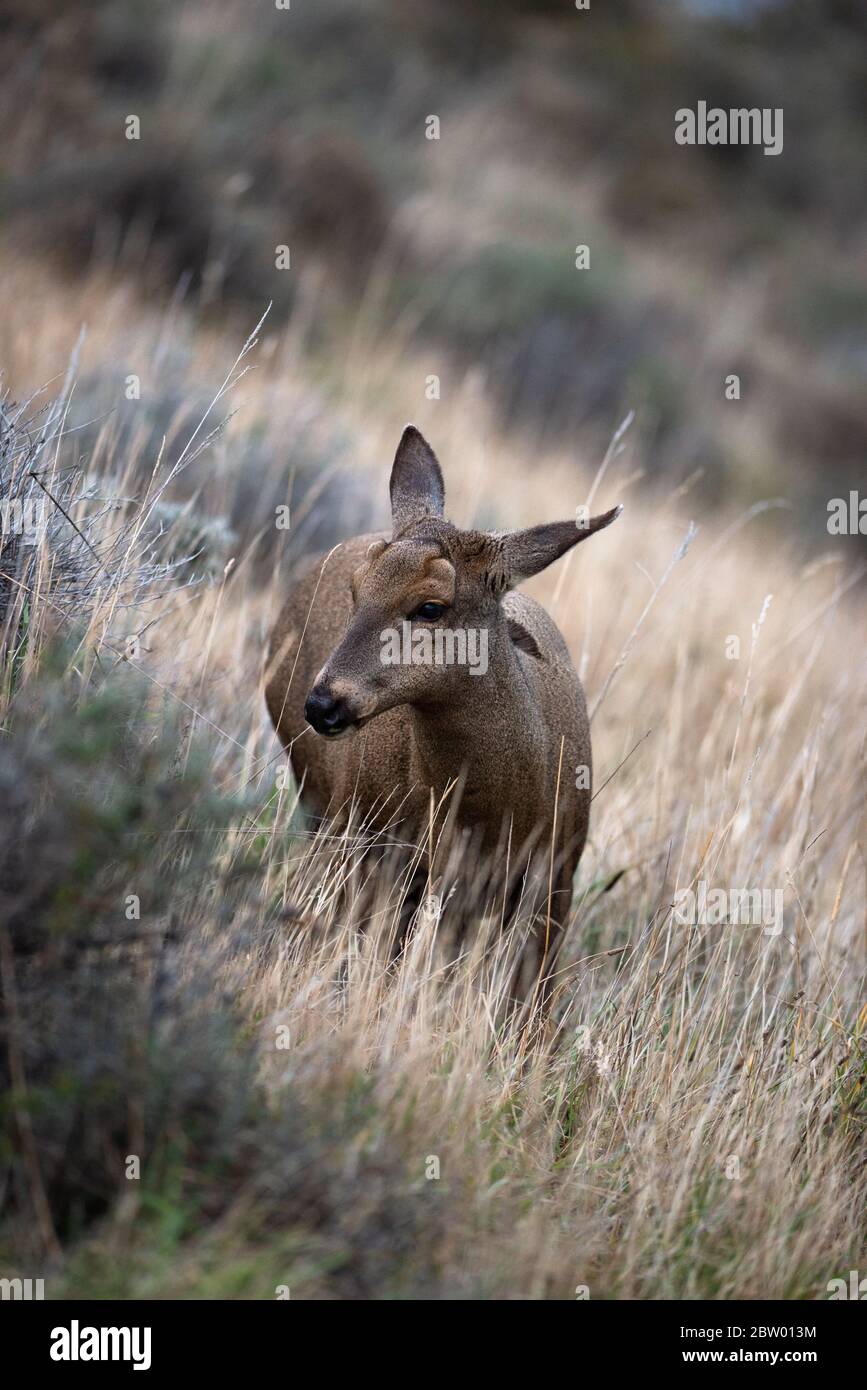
[305,687,351,737]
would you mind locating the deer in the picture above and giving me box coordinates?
[265,426,621,1000]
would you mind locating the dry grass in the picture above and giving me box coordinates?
[1,254,865,1299]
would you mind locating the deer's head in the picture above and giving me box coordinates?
[304,426,621,737]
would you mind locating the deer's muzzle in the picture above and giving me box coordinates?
[304,685,356,738]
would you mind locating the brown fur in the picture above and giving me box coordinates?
[265,427,621,993]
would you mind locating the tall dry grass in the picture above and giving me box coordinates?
[0,254,865,1298]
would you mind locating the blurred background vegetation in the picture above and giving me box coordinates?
[1,0,865,549]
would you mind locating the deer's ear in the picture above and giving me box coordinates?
[390,426,445,534]
[501,506,622,586]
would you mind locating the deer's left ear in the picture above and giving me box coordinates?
[500,506,622,586]
[390,426,445,534]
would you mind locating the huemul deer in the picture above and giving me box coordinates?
[265,426,621,996]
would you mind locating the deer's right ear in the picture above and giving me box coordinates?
[390,426,445,534]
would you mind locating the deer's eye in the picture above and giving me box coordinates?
[411,601,448,622]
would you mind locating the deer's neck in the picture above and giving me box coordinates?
[407,628,545,817]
